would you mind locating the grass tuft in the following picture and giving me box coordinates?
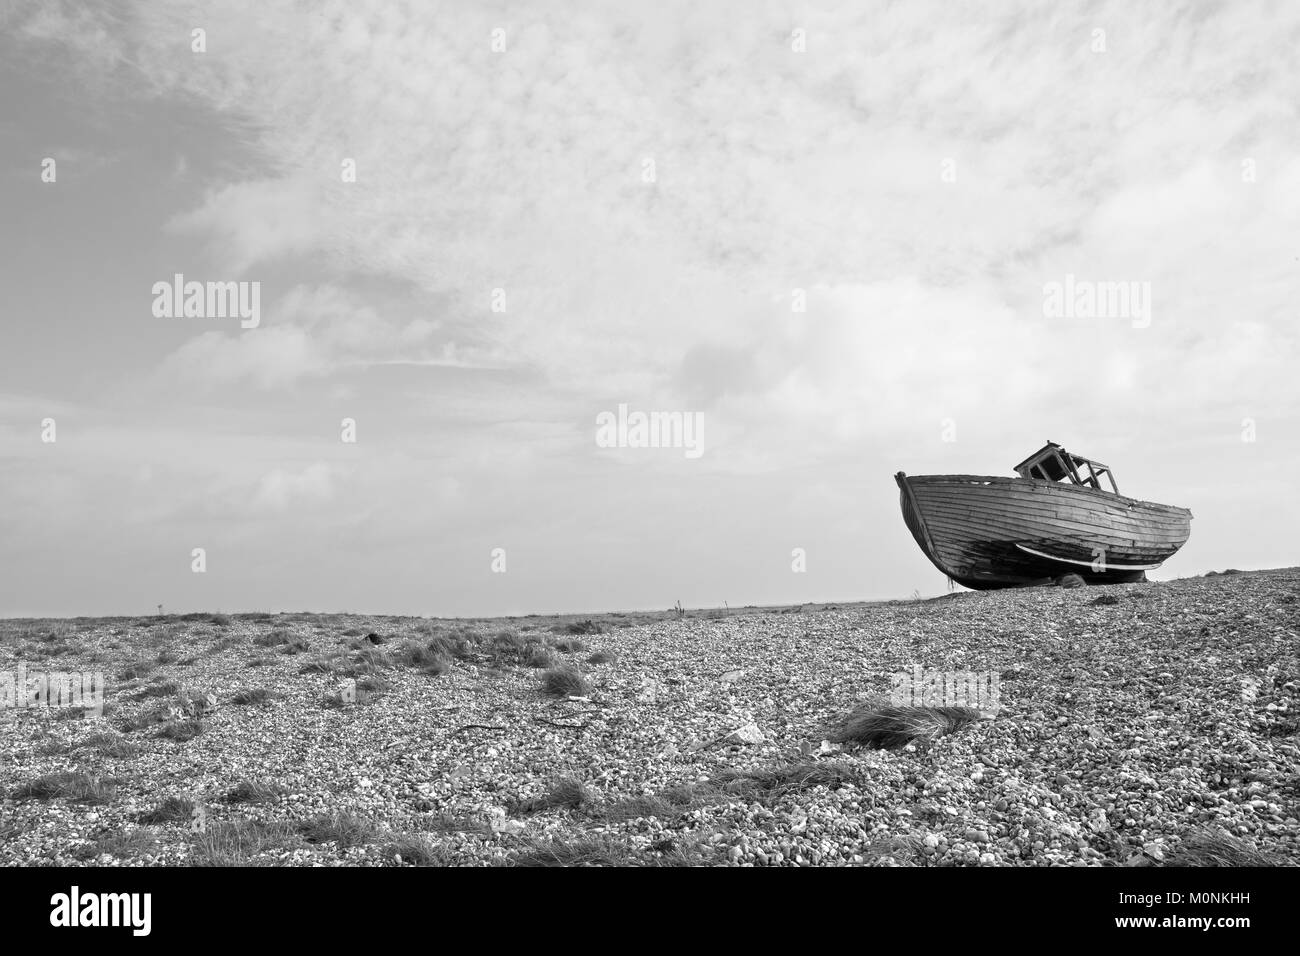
[383,834,451,866]
[1162,827,1285,866]
[157,718,205,742]
[357,674,393,694]
[189,820,300,866]
[298,812,379,848]
[119,660,157,680]
[74,828,159,861]
[828,702,982,750]
[602,794,679,822]
[348,647,390,675]
[710,761,861,801]
[523,645,555,668]
[500,834,696,867]
[426,633,477,661]
[254,629,293,648]
[230,687,276,706]
[206,634,240,655]
[223,780,287,804]
[11,771,116,804]
[299,652,346,674]
[553,619,604,636]
[541,665,590,698]
[395,640,452,675]
[137,795,195,824]
[80,732,142,759]
[131,679,181,700]
[514,776,592,814]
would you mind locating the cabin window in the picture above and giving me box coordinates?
[1014,443,1120,494]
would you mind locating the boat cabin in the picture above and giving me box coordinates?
[1013,441,1119,494]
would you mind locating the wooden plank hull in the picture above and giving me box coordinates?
[896,472,1192,589]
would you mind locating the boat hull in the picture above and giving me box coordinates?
[896,473,1192,589]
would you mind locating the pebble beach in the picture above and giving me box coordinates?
[2,568,1297,866]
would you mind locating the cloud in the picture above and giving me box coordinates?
[167,179,325,274]
[156,283,467,388]
[18,1,1299,413]
[4,1,1299,613]
[251,462,335,511]
[164,326,323,388]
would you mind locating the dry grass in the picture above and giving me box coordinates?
[74,828,159,860]
[828,702,982,750]
[223,780,287,804]
[541,665,590,697]
[229,687,276,705]
[120,703,172,732]
[425,633,478,661]
[299,652,346,674]
[1162,827,1286,866]
[11,771,116,804]
[254,629,294,648]
[502,834,641,867]
[393,640,451,676]
[130,679,182,700]
[206,634,240,655]
[862,832,926,864]
[80,732,142,759]
[710,762,861,802]
[502,834,705,867]
[357,673,394,694]
[490,630,528,661]
[189,820,300,866]
[514,776,592,814]
[602,794,680,822]
[298,811,379,848]
[348,647,390,674]
[137,795,195,824]
[156,718,205,742]
[553,619,604,636]
[523,645,555,668]
[383,834,452,866]
[118,660,157,680]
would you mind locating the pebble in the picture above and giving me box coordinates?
[4,570,1298,868]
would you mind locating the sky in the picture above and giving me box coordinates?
[0,1,1296,617]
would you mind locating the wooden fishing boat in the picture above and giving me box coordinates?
[896,442,1192,589]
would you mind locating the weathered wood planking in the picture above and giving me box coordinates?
[896,473,1192,589]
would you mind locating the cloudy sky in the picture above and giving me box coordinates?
[1,1,1296,617]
